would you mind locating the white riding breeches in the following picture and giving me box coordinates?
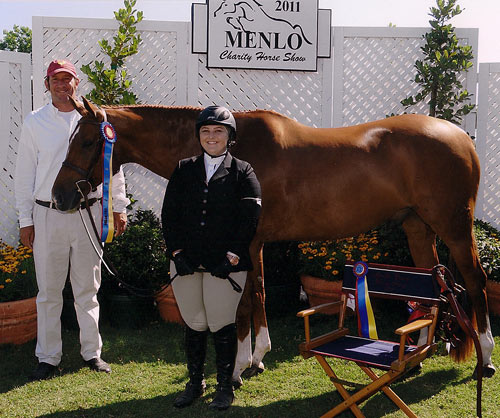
[170,261,247,333]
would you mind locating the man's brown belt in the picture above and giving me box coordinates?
[35,198,98,210]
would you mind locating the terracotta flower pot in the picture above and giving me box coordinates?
[486,280,500,317]
[0,296,37,345]
[155,286,184,324]
[300,275,343,314]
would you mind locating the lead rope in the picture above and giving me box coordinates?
[76,179,176,297]
[75,181,241,295]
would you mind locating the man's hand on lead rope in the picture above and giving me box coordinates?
[20,225,35,249]
[113,212,127,237]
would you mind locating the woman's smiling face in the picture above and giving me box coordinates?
[199,124,229,156]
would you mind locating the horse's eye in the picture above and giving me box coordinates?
[82,140,94,149]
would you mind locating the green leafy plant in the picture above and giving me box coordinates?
[400,0,474,124]
[0,241,37,303]
[80,0,143,105]
[297,220,500,282]
[0,25,32,53]
[473,219,500,282]
[101,209,169,296]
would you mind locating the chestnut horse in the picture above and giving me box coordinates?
[52,97,496,385]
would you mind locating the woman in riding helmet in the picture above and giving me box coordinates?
[161,105,262,411]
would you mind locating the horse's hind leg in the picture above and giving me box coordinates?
[444,235,495,376]
[428,205,496,377]
[402,212,440,345]
[402,211,439,268]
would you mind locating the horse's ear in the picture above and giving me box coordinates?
[68,95,87,116]
[82,96,100,120]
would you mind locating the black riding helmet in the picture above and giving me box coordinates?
[196,105,237,147]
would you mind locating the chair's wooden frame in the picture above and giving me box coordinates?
[297,263,441,418]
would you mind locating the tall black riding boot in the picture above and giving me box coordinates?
[209,323,237,410]
[174,326,208,408]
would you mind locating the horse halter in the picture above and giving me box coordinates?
[61,110,109,191]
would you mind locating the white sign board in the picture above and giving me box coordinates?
[206,0,319,71]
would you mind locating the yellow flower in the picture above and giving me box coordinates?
[332,270,339,275]
[5,279,12,283]
[325,265,332,270]
[21,270,27,274]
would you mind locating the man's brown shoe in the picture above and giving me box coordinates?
[84,357,111,373]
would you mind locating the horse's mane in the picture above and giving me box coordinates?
[102,104,203,111]
[101,103,286,118]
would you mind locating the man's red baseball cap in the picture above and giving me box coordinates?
[46,59,78,78]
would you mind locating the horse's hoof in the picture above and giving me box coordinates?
[473,364,496,379]
[241,363,265,379]
[232,377,243,390]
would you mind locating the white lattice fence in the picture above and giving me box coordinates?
[333,27,478,135]
[33,17,189,214]
[33,17,188,108]
[193,54,332,128]
[0,51,31,246]
[476,63,500,230]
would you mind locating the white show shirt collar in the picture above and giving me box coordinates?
[204,152,226,182]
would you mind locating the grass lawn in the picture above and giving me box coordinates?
[1,295,499,418]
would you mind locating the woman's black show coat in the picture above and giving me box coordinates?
[161,153,262,272]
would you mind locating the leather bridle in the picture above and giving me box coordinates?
[62,118,105,191]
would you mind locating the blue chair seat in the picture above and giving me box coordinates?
[310,335,417,369]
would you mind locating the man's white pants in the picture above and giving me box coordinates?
[33,203,103,365]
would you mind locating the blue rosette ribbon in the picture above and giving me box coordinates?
[353,261,378,339]
[100,121,117,243]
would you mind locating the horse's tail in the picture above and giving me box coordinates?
[448,312,476,362]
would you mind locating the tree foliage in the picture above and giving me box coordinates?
[0,25,32,53]
[401,0,474,124]
[81,0,143,105]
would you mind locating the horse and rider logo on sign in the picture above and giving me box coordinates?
[193,0,328,71]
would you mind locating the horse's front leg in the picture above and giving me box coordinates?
[233,277,253,388]
[245,244,271,378]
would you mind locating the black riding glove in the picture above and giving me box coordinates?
[173,253,195,276]
[211,258,233,279]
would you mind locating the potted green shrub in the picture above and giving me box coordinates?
[100,209,169,328]
[0,241,37,344]
[474,220,500,316]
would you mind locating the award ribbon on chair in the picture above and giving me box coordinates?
[353,261,378,339]
[100,121,117,243]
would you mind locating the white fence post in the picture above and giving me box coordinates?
[476,63,500,230]
[0,50,32,246]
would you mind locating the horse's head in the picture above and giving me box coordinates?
[52,96,106,211]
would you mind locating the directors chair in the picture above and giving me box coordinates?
[297,262,442,418]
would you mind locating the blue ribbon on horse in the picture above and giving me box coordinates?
[353,261,378,339]
[100,121,117,243]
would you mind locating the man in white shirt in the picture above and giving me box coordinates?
[15,59,129,380]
